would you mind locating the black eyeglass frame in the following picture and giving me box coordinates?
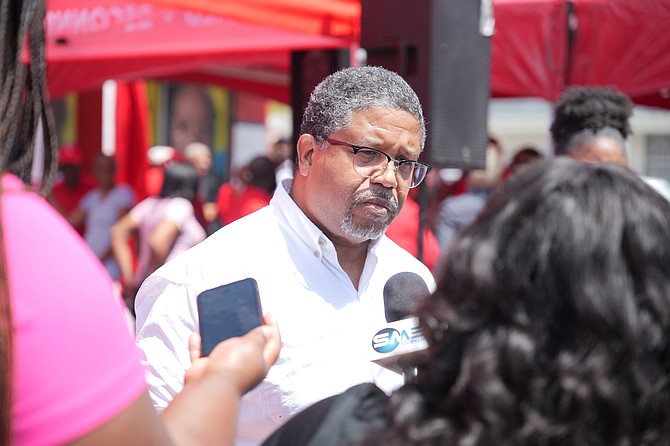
[326,138,432,189]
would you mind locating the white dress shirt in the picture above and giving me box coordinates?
[135,180,436,446]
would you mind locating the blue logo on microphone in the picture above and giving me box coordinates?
[372,327,423,353]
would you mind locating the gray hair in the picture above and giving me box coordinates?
[564,126,627,157]
[300,66,426,150]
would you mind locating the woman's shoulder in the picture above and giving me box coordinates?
[262,383,389,446]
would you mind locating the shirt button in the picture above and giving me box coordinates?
[318,238,326,246]
[313,251,320,258]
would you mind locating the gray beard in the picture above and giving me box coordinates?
[340,189,399,240]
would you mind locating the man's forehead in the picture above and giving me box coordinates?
[346,108,420,127]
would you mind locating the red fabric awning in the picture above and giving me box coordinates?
[568,0,670,108]
[140,0,361,40]
[44,0,354,98]
[490,0,568,100]
[491,0,670,108]
[43,0,670,109]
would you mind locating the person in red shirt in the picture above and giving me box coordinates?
[47,144,97,235]
[216,156,277,226]
[385,193,440,274]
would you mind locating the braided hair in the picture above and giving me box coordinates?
[1,0,59,443]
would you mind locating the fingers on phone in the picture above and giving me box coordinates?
[189,332,202,362]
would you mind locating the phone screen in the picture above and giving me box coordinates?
[197,278,263,356]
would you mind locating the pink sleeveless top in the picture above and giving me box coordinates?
[3,175,146,445]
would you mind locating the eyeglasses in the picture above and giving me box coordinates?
[326,138,432,189]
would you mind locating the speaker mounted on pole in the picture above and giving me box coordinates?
[360,0,492,170]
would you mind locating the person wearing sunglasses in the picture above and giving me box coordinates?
[135,66,436,446]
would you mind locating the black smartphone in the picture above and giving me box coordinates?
[197,278,263,356]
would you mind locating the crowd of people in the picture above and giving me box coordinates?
[46,141,284,309]
[43,123,549,290]
[45,62,666,294]
[3,1,670,445]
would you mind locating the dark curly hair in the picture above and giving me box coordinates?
[381,158,670,445]
[159,162,200,203]
[550,86,633,156]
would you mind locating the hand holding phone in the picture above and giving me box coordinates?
[197,278,263,356]
[186,315,281,394]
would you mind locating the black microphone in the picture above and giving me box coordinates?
[374,272,432,383]
[383,271,431,322]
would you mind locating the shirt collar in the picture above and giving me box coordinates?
[270,179,383,268]
[270,179,326,255]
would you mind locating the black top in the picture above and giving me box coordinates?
[261,383,390,446]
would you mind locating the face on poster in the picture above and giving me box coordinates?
[162,82,231,181]
[168,84,216,154]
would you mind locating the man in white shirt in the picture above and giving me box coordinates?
[135,66,436,446]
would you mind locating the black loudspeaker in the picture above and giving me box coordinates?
[290,50,348,148]
[361,0,491,169]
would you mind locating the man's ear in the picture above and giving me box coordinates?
[296,134,318,176]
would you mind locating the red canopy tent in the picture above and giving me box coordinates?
[40,0,670,196]
[567,0,670,108]
[44,0,353,101]
[43,0,359,198]
[491,0,670,109]
[45,0,670,108]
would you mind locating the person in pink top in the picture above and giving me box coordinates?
[0,2,280,445]
[112,162,207,312]
[3,174,147,444]
[2,175,280,444]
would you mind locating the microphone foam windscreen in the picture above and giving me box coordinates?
[383,272,430,323]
